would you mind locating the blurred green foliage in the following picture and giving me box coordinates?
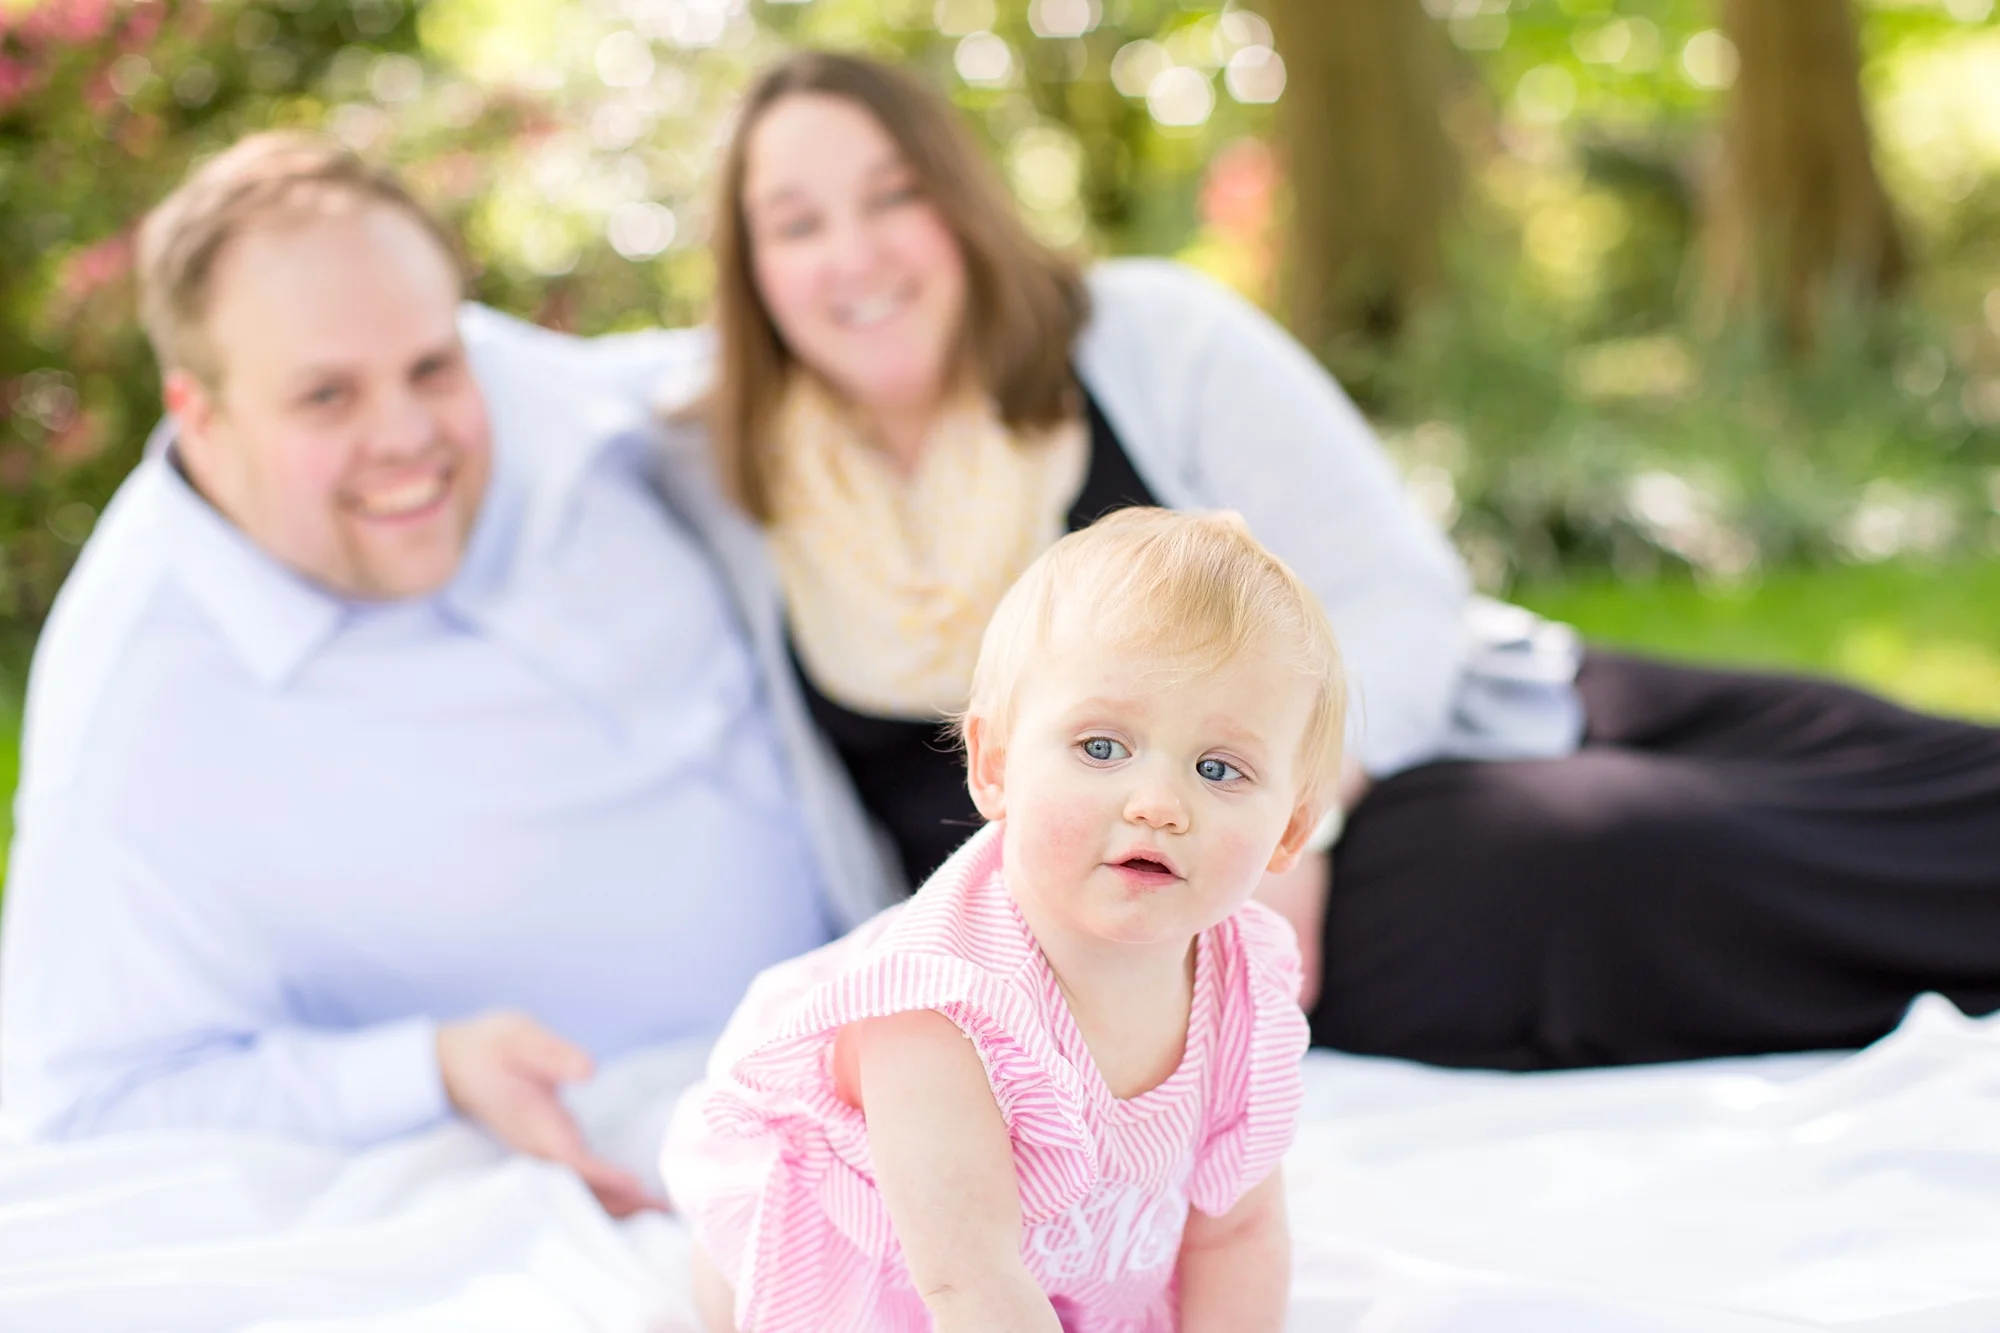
[3,0,2000,641]
[1341,0,2000,593]
[1517,560,2000,722]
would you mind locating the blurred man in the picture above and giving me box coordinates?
[0,134,855,1213]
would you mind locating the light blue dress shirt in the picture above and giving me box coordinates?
[0,307,833,1145]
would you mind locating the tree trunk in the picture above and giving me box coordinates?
[1267,0,1456,350]
[1704,0,1906,348]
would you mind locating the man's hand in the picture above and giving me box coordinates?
[1254,851,1328,1011]
[1253,761,1373,1012]
[436,1011,664,1217]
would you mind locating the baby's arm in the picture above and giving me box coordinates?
[1176,1167,1290,1332]
[847,1010,1064,1333]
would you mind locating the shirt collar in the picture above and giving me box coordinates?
[435,304,659,627]
[430,307,671,734]
[149,418,350,689]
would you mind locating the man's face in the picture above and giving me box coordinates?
[169,204,492,601]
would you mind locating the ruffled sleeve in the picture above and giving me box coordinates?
[716,947,1103,1210]
[669,825,1102,1333]
[1186,900,1310,1218]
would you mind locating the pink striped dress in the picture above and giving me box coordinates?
[660,822,1309,1333]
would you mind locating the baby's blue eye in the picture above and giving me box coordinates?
[1197,757,1243,783]
[1081,738,1129,762]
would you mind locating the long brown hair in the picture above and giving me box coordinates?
[706,50,1090,523]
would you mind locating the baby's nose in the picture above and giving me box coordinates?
[1123,776,1188,831]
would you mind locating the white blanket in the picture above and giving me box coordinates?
[6,996,1999,1332]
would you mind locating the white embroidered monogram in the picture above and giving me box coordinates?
[1023,1180,1189,1284]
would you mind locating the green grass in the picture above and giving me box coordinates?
[1513,560,2000,723]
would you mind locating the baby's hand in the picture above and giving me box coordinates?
[851,1009,1065,1333]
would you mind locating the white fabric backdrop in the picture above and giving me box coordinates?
[6,995,2000,1332]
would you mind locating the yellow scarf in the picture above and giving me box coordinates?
[767,375,1087,719]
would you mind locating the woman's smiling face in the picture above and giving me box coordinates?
[740,92,970,419]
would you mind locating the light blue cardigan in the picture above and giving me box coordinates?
[651,259,1584,931]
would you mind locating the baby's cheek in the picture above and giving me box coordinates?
[1011,788,1101,876]
[1212,823,1284,892]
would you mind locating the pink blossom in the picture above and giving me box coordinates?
[19,0,116,47]
[1199,137,1278,239]
[47,407,106,466]
[83,64,119,115]
[0,56,40,114]
[0,448,34,494]
[119,0,164,52]
[58,233,134,302]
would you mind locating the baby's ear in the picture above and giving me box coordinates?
[963,713,1007,821]
[1264,799,1320,875]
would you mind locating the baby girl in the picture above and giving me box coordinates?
[661,507,1344,1332]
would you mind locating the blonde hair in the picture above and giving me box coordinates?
[962,508,1347,807]
[137,131,460,385]
[705,49,1090,523]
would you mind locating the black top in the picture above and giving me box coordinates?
[792,388,1160,889]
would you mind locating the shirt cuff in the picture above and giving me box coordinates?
[1306,803,1346,853]
[329,1015,451,1144]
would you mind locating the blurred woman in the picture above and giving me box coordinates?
[656,49,2000,1071]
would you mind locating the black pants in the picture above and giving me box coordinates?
[1309,651,2000,1070]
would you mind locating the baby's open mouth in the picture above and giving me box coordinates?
[1113,854,1179,882]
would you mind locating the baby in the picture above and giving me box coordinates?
[661,507,1344,1333]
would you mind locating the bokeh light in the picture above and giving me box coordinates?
[954,30,1013,86]
[1223,45,1283,105]
[1027,0,1097,40]
[1147,66,1214,129]
[1680,30,1739,92]
[1110,38,1169,99]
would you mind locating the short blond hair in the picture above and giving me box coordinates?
[137,131,460,385]
[962,508,1347,807]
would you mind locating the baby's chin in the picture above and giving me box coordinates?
[1080,919,1187,949]
[1067,892,1216,949]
